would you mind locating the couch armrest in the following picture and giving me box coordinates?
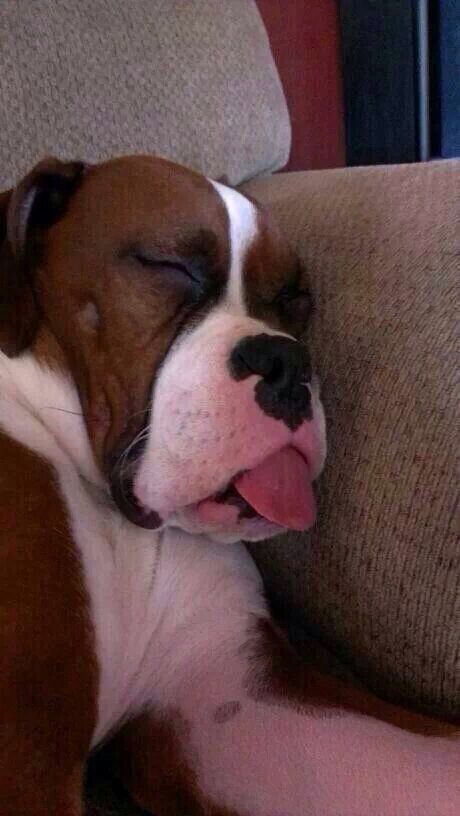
[241,160,460,721]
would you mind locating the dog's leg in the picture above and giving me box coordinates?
[112,544,459,816]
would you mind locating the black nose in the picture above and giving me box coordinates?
[229,333,312,430]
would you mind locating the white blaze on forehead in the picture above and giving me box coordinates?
[210,180,259,314]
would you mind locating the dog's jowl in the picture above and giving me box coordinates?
[0,156,457,816]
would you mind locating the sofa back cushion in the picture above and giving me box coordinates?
[0,0,290,188]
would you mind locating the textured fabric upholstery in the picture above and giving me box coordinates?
[0,0,290,189]
[242,159,460,722]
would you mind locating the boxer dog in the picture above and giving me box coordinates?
[0,156,457,815]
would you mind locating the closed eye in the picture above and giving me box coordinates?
[273,284,314,325]
[121,246,204,288]
[275,284,313,308]
[132,252,190,277]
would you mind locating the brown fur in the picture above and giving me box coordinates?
[244,205,313,338]
[0,433,98,815]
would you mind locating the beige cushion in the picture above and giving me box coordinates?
[242,160,460,721]
[0,0,290,189]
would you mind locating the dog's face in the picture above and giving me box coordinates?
[0,156,326,543]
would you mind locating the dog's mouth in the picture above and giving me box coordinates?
[110,470,163,530]
[194,446,316,531]
[111,445,316,533]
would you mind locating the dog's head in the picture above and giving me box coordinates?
[0,156,326,543]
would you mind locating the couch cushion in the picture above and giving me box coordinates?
[242,160,460,722]
[0,0,290,189]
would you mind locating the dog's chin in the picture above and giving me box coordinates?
[110,476,282,541]
[109,472,282,540]
[169,508,284,544]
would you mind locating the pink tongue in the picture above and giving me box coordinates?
[233,447,316,531]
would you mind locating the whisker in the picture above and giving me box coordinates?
[117,425,151,480]
[43,406,84,416]
[126,406,152,423]
[122,426,151,461]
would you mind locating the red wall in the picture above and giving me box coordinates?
[256,0,345,171]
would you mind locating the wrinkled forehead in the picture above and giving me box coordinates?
[52,155,290,302]
[59,155,233,264]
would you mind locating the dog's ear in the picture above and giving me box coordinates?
[0,158,85,357]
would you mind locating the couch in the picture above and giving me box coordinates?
[1,2,458,813]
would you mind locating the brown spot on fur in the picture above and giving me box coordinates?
[245,618,457,737]
[0,433,98,814]
[109,710,243,816]
[213,700,242,724]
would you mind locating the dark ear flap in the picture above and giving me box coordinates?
[0,158,85,357]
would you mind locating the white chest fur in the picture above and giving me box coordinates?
[0,352,266,747]
[59,474,264,747]
[60,470,163,745]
